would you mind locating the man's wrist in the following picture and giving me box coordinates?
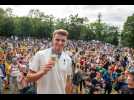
[40,69,46,75]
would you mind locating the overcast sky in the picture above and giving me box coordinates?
[0,5,134,30]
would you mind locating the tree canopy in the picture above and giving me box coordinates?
[0,7,133,47]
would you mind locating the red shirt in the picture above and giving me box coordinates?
[80,59,85,65]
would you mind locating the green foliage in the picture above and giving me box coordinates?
[0,8,120,46]
[121,14,134,48]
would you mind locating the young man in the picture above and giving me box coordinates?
[103,67,113,94]
[27,29,73,94]
[9,57,20,94]
[72,64,82,94]
[0,50,6,94]
[121,66,134,94]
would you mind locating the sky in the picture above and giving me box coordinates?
[0,5,134,30]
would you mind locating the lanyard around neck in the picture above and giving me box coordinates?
[51,48,62,59]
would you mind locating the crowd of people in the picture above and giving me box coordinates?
[0,36,134,94]
[68,40,134,94]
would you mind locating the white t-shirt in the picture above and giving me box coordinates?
[10,64,20,77]
[29,48,72,94]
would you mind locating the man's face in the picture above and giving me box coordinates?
[127,73,134,87]
[108,69,112,73]
[52,34,67,52]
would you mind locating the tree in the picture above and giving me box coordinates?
[6,8,15,17]
[67,14,86,40]
[121,14,134,48]
[0,8,15,37]
[0,8,7,35]
[89,21,119,45]
[0,7,120,45]
[0,17,15,37]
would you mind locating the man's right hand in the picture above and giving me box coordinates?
[26,60,55,82]
[40,60,55,74]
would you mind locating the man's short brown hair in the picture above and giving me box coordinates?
[52,29,69,38]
